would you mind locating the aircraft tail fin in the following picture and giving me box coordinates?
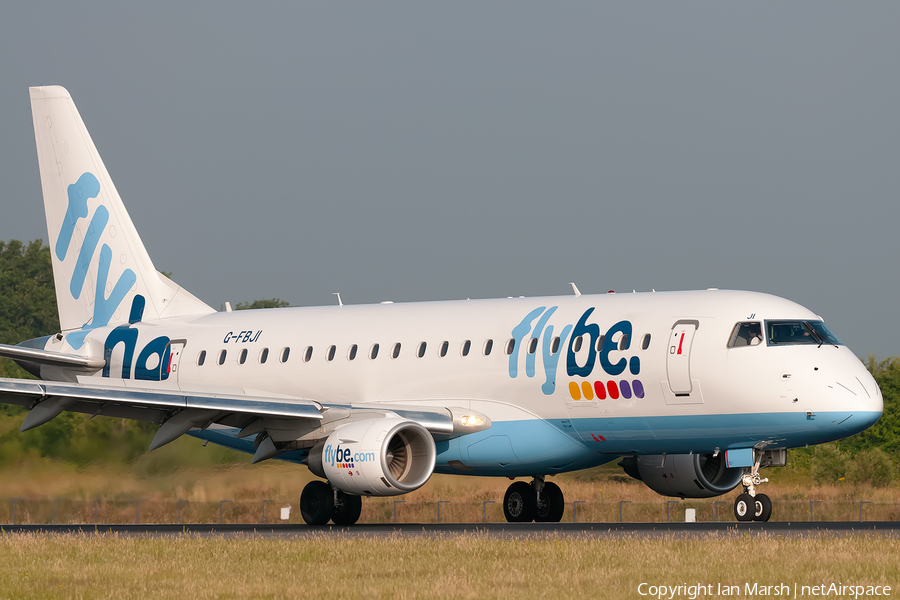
[29,86,214,349]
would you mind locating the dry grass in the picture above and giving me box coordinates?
[0,532,897,599]
[3,461,900,524]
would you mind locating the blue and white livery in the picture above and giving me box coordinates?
[0,86,882,525]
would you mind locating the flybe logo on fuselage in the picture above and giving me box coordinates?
[58,172,171,381]
[508,306,645,400]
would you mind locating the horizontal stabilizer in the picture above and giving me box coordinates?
[0,343,104,371]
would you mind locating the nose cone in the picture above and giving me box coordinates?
[834,356,883,435]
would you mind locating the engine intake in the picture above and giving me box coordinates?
[619,453,743,498]
[307,418,436,496]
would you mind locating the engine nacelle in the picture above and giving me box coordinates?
[307,418,436,496]
[619,453,743,498]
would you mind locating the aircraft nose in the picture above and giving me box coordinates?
[833,359,883,432]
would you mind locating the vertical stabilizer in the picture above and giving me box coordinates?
[29,86,214,348]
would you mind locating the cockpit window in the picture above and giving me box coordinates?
[765,320,843,346]
[728,322,763,348]
[808,321,842,346]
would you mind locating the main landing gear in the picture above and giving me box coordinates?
[733,455,772,522]
[300,480,363,526]
[503,476,565,523]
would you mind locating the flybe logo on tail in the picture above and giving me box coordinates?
[56,173,171,382]
[508,306,645,399]
[57,172,136,350]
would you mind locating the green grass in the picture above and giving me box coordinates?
[0,532,897,599]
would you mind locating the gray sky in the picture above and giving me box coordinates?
[1,3,899,359]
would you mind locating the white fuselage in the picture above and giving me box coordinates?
[49,288,882,477]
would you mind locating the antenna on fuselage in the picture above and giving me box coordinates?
[333,292,343,307]
[569,282,582,297]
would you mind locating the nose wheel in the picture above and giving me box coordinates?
[734,451,773,522]
[734,492,772,522]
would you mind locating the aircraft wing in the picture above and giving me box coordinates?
[0,376,460,461]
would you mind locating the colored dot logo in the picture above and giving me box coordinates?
[569,379,644,401]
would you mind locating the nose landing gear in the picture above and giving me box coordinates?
[734,453,772,522]
[503,476,566,523]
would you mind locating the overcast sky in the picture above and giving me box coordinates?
[1,3,899,358]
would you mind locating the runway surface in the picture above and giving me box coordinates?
[2,522,899,537]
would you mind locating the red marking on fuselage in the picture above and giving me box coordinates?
[590,433,606,442]
[676,332,685,355]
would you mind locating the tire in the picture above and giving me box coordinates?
[332,492,362,526]
[503,481,537,523]
[753,494,772,522]
[534,481,565,523]
[300,480,334,526]
[734,493,753,522]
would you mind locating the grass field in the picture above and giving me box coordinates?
[2,458,900,524]
[0,532,897,599]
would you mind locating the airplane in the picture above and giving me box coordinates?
[0,85,883,525]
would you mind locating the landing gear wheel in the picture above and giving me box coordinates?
[753,494,772,522]
[503,481,537,523]
[734,493,753,522]
[300,480,334,525]
[534,481,565,522]
[331,491,362,526]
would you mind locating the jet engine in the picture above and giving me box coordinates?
[307,417,436,496]
[619,453,743,498]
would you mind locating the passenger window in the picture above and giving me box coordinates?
[304,346,313,362]
[483,339,493,356]
[573,336,583,352]
[440,341,449,357]
[618,334,629,351]
[505,339,516,355]
[327,345,336,361]
[641,334,651,350]
[729,322,764,348]
[197,350,207,366]
[597,335,605,352]
[260,348,268,364]
[551,337,560,354]
[280,347,290,363]
[370,344,380,359]
[417,342,427,358]
[392,343,401,359]
[461,340,471,356]
[348,344,358,360]
[218,350,227,365]
[528,337,538,355]
[239,349,248,364]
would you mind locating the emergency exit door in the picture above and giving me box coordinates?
[666,320,699,395]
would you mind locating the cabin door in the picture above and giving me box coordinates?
[165,341,185,382]
[666,320,699,396]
